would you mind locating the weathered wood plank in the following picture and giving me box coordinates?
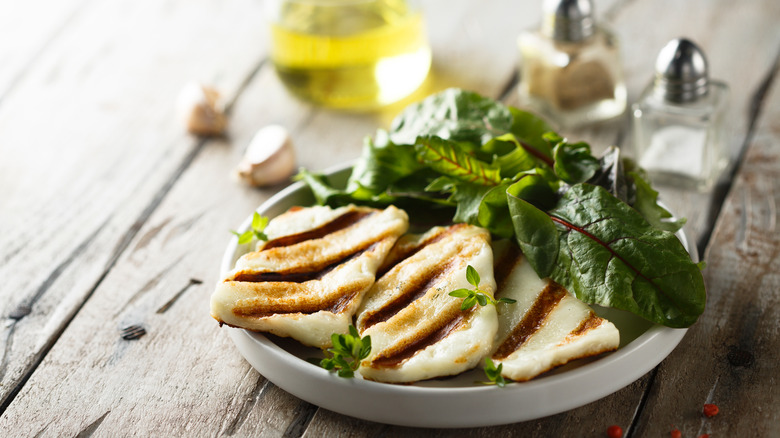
[0,0,271,412]
[0,0,88,100]
[630,57,780,437]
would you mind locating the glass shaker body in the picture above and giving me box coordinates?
[517,26,626,128]
[632,81,729,190]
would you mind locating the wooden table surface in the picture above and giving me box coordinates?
[1,0,778,436]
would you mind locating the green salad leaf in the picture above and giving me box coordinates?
[509,184,705,327]
[389,88,513,146]
[296,88,705,328]
[415,135,501,186]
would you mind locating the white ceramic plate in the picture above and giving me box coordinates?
[221,162,694,428]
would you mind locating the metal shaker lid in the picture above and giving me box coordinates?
[541,0,595,42]
[653,38,709,102]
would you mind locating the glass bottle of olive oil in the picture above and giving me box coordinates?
[269,0,431,109]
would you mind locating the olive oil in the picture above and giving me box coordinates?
[270,0,431,109]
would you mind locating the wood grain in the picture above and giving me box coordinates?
[0,0,777,436]
[0,0,271,413]
[630,61,780,437]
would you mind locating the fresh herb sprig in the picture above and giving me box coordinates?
[315,325,371,378]
[232,212,269,245]
[480,357,508,388]
[449,265,516,311]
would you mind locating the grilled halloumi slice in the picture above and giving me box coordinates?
[355,224,498,383]
[211,205,408,348]
[490,241,620,381]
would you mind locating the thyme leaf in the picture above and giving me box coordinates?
[449,265,517,311]
[315,325,371,378]
[231,212,269,245]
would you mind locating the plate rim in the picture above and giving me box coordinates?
[219,161,693,428]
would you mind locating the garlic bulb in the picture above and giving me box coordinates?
[177,81,227,136]
[236,125,297,187]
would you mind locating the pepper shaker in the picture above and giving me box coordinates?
[632,38,729,190]
[517,0,626,128]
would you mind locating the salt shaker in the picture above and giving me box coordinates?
[517,0,626,128]
[632,38,729,190]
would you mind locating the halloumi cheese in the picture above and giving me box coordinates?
[211,204,408,348]
[490,241,620,381]
[356,224,498,383]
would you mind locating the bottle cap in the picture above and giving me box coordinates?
[653,38,709,103]
[542,0,595,42]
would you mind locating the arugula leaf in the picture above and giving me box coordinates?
[389,88,513,146]
[509,184,705,327]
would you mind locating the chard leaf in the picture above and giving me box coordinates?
[477,183,515,238]
[425,175,457,192]
[507,176,560,277]
[487,134,539,179]
[389,88,513,146]
[415,136,501,186]
[508,107,554,160]
[513,184,705,328]
[629,170,686,233]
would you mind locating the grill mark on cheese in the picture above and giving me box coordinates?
[560,311,603,344]
[492,281,567,360]
[494,243,522,291]
[232,282,365,317]
[360,260,456,329]
[232,244,374,283]
[376,224,466,278]
[369,311,467,368]
[262,210,373,250]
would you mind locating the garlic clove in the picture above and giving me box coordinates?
[236,125,297,187]
[177,81,227,136]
